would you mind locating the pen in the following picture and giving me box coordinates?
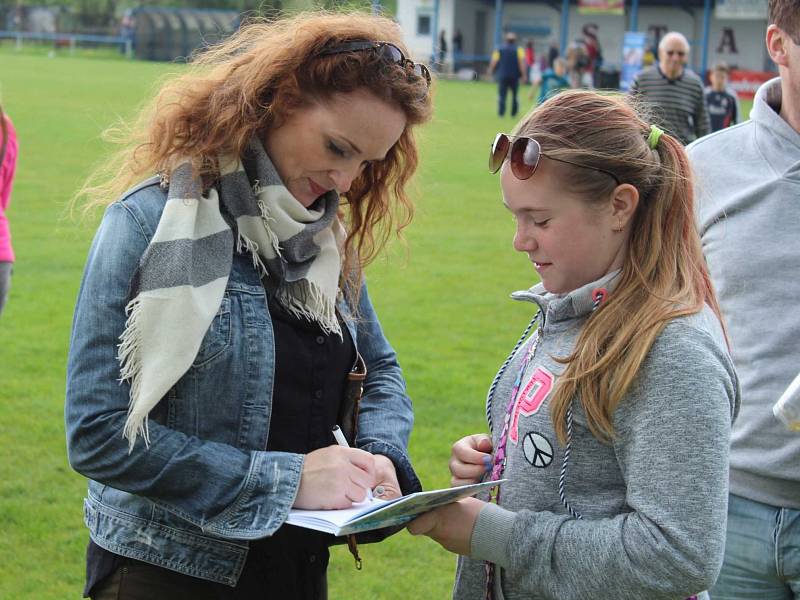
[332,424,349,448]
[332,425,379,500]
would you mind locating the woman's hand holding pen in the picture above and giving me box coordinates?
[450,433,493,487]
[372,454,401,500]
[294,446,377,510]
[329,425,400,500]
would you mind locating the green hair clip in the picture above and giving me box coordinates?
[647,124,664,149]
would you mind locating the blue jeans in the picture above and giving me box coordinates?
[711,493,800,599]
[0,261,11,316]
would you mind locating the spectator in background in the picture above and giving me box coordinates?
[629,31,710,144]
[524,39,536,81]
[439,29,448,69]
[547,39,560,69]
[453,29,463,71]
[566,38,590,88]
[530,57,570,104]
[488,32,527,117]
[582,24,603,87]
[0,103,18,318]
[687,0,800,596]
[453,29,463,54]
[704,62,739,132]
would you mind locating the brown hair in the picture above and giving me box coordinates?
[78,11,433,290]
[712,61,730,73]
[515,89,725,444]
[769,0,800,42]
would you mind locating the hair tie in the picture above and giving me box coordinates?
[647,124,664,149]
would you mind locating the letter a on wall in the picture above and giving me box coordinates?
[717,27,739,53]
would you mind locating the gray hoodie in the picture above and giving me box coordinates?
[453,271,739,600]
[688,77,800,509]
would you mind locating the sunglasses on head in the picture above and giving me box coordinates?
[490,133,621,184]
[319,41,432,88]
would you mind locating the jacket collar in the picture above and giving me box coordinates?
[511,270,622,323]
[751,77,800,177]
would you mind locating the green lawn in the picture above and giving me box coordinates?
[0,50,753,599]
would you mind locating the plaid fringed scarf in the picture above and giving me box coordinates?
[118,139,344,450]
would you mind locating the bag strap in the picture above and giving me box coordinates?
[343,351,367,569]
[342,352,366,443]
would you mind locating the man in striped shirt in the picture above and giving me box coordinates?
[630,32,710,144]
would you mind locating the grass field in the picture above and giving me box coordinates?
[0,50,754,598]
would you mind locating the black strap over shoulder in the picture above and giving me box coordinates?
[340,351,367,569]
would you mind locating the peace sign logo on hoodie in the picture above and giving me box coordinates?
[522,431,554,468]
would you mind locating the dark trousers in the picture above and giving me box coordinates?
[91,544,329,600]
[498,77,520,117]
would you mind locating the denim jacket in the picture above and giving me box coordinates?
[65,179,420,586]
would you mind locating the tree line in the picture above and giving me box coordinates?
[3,0,394,33]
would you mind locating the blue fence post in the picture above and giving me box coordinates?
[494,0,503,50]
[629,0,640,32]
[560,0,570,57]
[700,0,712,79]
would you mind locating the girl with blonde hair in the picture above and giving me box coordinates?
[66,11,432,599]
[409,90,739,600]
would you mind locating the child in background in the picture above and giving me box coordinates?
[704,62,739,132]
[531,57,570,104]
[524,39,535,79]
[408,90,739,600]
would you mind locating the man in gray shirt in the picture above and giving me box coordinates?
[687,0,800,596]
[630,32,710,144]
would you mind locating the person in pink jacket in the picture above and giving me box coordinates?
[0,104,18,317]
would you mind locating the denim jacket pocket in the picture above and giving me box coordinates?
[192,294,232,368]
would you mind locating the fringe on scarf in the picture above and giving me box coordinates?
[235,192,282,278]
[256,195,281,256]
[117,296,151,451]
[236,234,269,277]
[277,280,342,338]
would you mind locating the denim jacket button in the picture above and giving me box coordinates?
[315,335,325,345]
[313,390,323,399]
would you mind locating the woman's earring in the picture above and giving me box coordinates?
[613,216,624,232]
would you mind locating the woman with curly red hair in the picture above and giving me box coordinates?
[66,11,432,599]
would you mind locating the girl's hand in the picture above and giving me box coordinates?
[450,434,494,487]
[294,446,376,509]
[406,497,485,555]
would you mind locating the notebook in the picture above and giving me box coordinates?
[285,479,505,536]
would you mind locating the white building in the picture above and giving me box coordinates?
[396,0,772,74]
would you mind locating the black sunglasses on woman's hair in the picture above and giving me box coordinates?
[318,41,432,88]
[489,133,621,184]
